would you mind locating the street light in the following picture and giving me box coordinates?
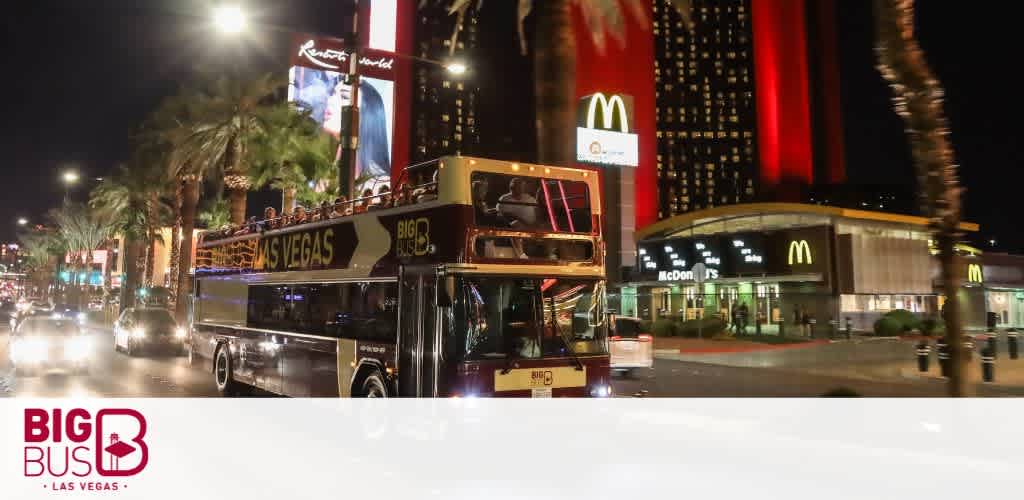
[444,61,468,75]
[213,4,247,34]
[17,217,28,226]
[61,170,80,200]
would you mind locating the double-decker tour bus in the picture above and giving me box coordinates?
[189,156,610,397]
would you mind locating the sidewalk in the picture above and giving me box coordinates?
[811,354,1024,389]
[653,336,830,355]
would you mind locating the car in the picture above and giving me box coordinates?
[609,316,654,377]
[113,307,186,356]
[52,303,87,325]
[8,317,93,376]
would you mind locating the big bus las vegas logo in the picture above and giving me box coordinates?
[22,408,149,492]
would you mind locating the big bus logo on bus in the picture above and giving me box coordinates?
[22,408,149,492]
[396,217,431,257]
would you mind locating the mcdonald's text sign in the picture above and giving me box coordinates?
[576,93,639,167]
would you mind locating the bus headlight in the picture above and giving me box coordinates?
[65,336,93,361]
[174,327,187,339]
[76,312,87,324]
[589,384,612,398]
[132,328,147,339]
[12,338,48,364]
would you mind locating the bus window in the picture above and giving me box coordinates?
[455,277,607,361]
[470,172,592,233]
[248,283,398,341]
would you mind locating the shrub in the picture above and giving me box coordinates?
[821,387,861,397]
[677,317,727,338]
[873,316,902,337]
[882,309,922,333]
[920,317,945,337]
[651,318,678,337]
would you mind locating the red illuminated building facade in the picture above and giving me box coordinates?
[569,0,846,280]
[649,0,846,222]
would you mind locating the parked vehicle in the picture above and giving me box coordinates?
[609,316,654,377]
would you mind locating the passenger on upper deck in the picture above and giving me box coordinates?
[393,183,412,207]
[355,189,373,213]
[418,170,439,203]
[472,179,499,224]
[496,177,538,229]
[263,207,279,230]
[330,197,351,218]
[293,206,308,225]
[369,185,390,210]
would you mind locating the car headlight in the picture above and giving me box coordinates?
[589,384,612,398]
[16,302,30,312]
[132,328,146,339]
[65,336,92,361]
[76,312,87,323]
[174,327,187,339]
[12,338,48,363]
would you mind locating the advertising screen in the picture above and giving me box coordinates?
[289,68,394,183]
[287,33,400,189]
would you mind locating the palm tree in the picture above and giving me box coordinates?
[174,73,288,225]
[90,164,169,310]
[249,106,337,215]
[49,202,116,309]
[874,0,966,396]
[440,0,690,165]
[198,197,232,230]
[143,87,215,321]
[18,231,64,301]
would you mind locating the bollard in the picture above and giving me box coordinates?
[1008,329,1019,360]
[916,341,931,372]
[981,345,995,383]
[963,339,975,361]
[845,317,853,339]
[936,338,950,377]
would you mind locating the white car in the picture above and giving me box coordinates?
[9,317,92,376]
[609,316,654,377]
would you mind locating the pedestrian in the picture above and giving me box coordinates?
[741,301,749,336]
[802,310,812,338]
[730,304,739,334]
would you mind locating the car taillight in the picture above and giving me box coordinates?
[638,334,652,342]
[609,335,622,341]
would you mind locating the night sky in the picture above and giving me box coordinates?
[1,1,1019,252]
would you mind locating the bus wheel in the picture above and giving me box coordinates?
[359,372,388,398]
[214,345,239,397]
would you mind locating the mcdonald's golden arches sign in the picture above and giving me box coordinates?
[576,92,639,167]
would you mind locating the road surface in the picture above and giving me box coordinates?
[2,325,1020,397]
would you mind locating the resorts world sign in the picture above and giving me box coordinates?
[576,93,639,167]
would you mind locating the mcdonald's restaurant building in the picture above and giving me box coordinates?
[616,203,991,334]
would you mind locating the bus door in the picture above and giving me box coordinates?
[398,269,438,397]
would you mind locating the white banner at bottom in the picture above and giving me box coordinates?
[2,399,1022,499]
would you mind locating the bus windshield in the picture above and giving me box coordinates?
[455,277,607,361]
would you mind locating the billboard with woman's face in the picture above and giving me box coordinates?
[287,33,402,189]
[289,67,394,183]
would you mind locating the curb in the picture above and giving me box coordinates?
[654,339,831,355]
